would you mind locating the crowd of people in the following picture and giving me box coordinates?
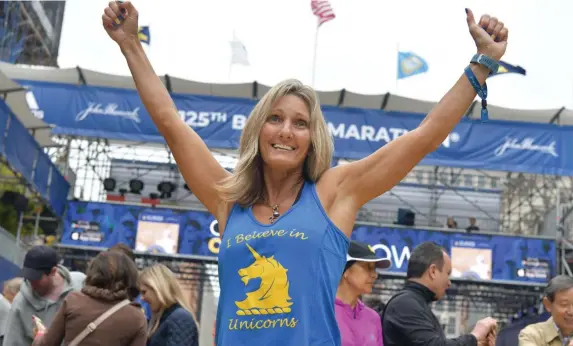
[0,244,199,346]
[6,240,573,345]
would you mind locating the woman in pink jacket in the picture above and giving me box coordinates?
[335,241,391,346]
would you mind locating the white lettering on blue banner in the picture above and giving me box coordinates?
[20,81,572,176]
[76,103,141,123]
[141,215,164,222]
[494,137,558,157]
[370,244,411,269]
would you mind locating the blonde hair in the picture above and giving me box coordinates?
[3,277,22,295]
[216,79,334,206]
[139,264,199,336]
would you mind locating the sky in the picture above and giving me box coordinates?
[57,0,573,112]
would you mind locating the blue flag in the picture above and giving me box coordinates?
[397,51,428,79]
[138,26,150,45]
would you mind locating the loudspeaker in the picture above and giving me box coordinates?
[39,209,58,236]
[397,208,415,226]
[1,191,28,213]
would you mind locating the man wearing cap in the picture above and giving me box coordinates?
[335,240,391,346]
[2,245,86,346]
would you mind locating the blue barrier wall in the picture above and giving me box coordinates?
[0,255,20,284]
[0,100,70,217]
[61,200,557,285]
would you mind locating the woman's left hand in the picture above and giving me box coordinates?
[465,8,509,61]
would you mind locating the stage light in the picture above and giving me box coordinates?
[157,181,176,199]
[103,178,116,192]
[129,179,144,194]
[119,188,128,196]
[149,193,159,200]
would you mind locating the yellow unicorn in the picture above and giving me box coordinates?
[235,243,293,316]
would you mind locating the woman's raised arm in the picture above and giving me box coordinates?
[102,1,230,218]
[320,9,509,232]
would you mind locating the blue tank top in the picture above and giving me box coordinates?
[216,181,349,346]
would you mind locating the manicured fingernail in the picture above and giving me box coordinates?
[114,18,121,25]
[120,8,126,14]
[117,0,124,3]
[117,14,124,21]
[465,8,468,14]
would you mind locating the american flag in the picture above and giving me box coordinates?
[311,0,335,27]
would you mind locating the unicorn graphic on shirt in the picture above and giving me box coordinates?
[235,243,293,316]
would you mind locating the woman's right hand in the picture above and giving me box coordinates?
[101,1,140,49]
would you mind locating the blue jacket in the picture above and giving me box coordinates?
[147,303,198,346]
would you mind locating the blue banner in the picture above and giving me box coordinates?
[20,80,573,176]
[62,201,556,284]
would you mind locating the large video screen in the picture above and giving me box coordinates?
[450,238,493,280]
[62,201,556,285]
[135,213,181,255]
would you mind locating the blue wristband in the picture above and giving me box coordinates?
[464,66,488,122]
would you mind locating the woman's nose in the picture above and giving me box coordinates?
[278,121,293,139]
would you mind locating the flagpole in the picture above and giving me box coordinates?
[228,29,236,82]
[311,25,319,88]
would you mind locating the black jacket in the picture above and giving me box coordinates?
[382,281,477,346]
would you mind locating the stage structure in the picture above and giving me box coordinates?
[56,199,554,339]
[0,1,66,66]
[0,67,69,256]
[1,62,572,236]
[0,2,68,259]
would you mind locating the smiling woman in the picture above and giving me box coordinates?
[101,1,510,345]
[216,88,332,209]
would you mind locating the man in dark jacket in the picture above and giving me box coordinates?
[382,241,497,346]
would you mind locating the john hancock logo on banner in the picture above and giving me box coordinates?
[70,220,104,242]
[75,103,141,123]
[494,137,558,158]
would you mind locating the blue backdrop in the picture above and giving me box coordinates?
[0,255,20,283]
[20,80,573,176]
[62,201,556,284]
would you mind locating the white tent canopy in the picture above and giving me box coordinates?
[0,61,571,126]
[0,66,55,147]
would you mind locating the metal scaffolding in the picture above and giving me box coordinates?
[53,132,573,236]
[0,1,66,66]
[57,136,516,232]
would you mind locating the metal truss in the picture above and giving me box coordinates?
[0,1,65,67]
[500,172,573,236]
[53,135,573,236]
